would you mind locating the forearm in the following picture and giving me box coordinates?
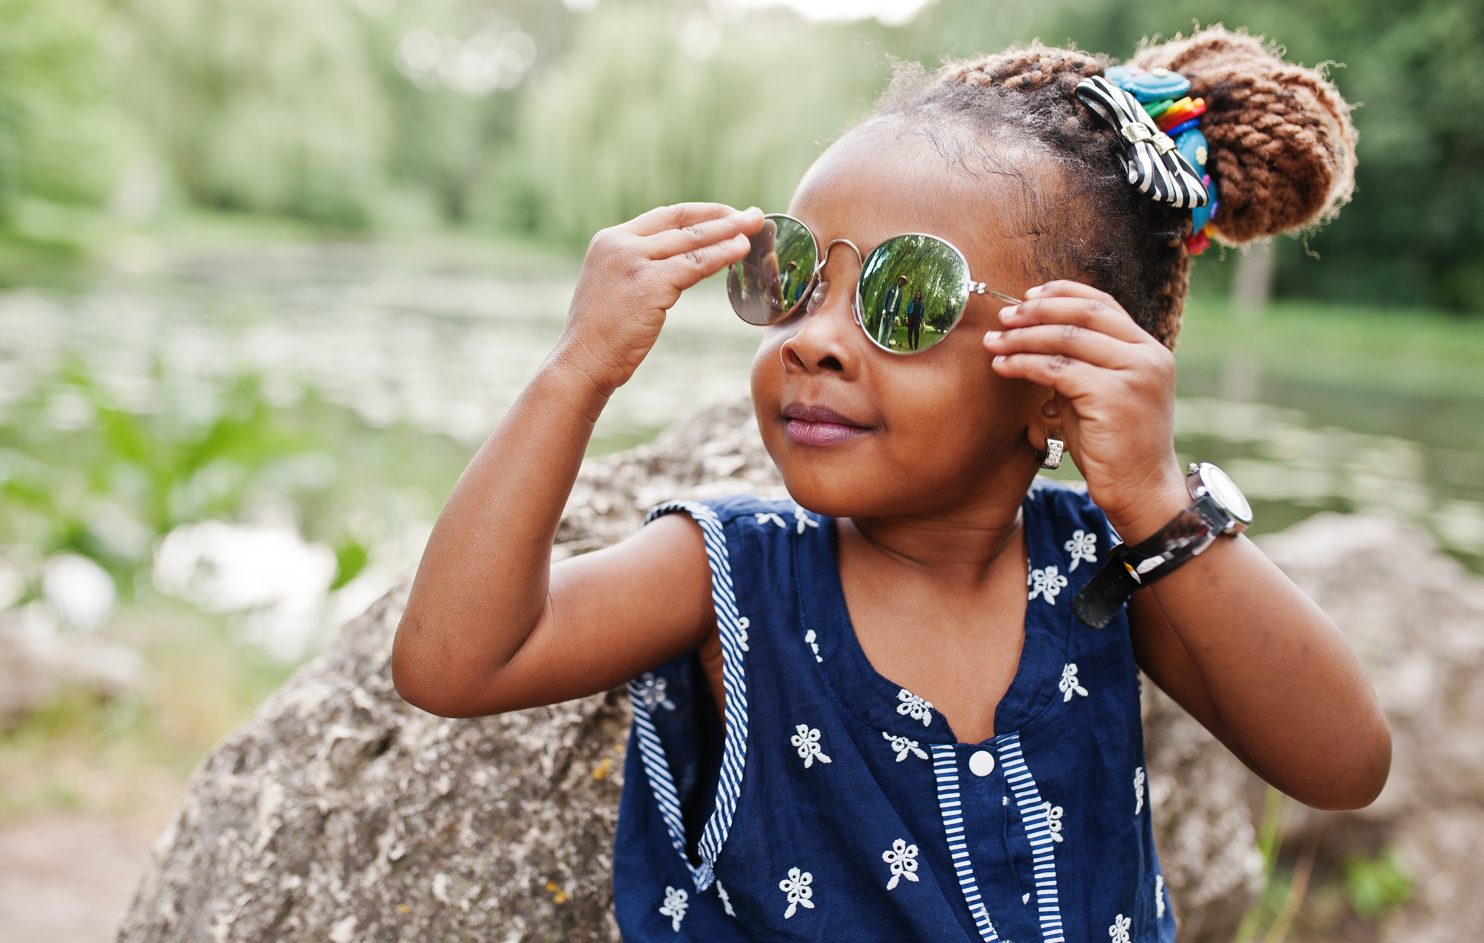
[1113,483,1392,809]
[392,347,614,708]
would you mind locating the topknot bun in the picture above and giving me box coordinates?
[1130,25,1358,245]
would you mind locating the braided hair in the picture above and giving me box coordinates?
[861,25,1358,350]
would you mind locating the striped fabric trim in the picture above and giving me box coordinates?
[930,745,1000,943]
[1075,75,1208,210]
[627,499,751,893]
[996,733,1065,943]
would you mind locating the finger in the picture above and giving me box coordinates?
[983,321,1139,370]
[989,350,1103,400]
[1026,279,1127,312]
[999,291,1149,346]
[657,230,756,287]
[624,202,745,238]
[640,206,765,260]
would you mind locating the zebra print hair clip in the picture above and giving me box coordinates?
[1075,74,1207,208]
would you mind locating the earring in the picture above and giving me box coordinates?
[1038,435,1065,470]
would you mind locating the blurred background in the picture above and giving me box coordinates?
[0,0,1478,939]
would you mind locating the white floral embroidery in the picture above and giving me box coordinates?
[716,878,736,917]
[1058,663,1089,702]
[737,615,751,653]
[1028,563,1070,603]
[659,885,688,931]
[881,838,921,890]
[636,672,676,711]
[882,731,929,762]
[1064,528,1098,571]
[1109,913,1132,943]
[755,511,787,528]
[778,866,815,918]
[896,688,934,726]
[1044,801,1064,842]
[793,506,819,534]
[1155,874,1166,919]
[790,723,833,768]
[1134,766,1146,815]
[803,628,822,662]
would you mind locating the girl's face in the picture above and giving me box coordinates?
[750,121,1051,520]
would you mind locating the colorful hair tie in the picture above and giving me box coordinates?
[1096,65,1221,255]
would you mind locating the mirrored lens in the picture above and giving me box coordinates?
[857,234,970,353]
[727,215,817,325]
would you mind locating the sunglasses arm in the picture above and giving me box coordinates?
[970,282,1023,306]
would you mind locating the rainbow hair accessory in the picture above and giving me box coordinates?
[1103,65,1220,255]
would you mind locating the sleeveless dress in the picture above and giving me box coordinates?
[612,478,1178,942]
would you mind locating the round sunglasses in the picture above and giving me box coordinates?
[725,213,1022,355]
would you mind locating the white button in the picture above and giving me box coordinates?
[969,750,995,777]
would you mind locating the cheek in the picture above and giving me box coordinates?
[886,365,1024,455]
[749,339,778,404]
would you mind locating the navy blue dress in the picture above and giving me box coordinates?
[613,478,1177,942]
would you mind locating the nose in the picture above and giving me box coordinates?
[778,238,864,373]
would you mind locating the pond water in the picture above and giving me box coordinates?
[3,242,1481,658]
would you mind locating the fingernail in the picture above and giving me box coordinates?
[1024,285,1044,298]
[985,330,1002,342]
[1000,305,1019,320]
[993,354,1006,365]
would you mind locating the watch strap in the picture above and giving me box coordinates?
[1072,506,1215,628]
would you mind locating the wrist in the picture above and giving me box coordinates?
[1103,474,1191,546]
[534,351,620,428]
[542,343,624,403]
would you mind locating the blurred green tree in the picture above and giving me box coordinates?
[0,0,125,235]
[110,0,390,227]
[506,0,890,243]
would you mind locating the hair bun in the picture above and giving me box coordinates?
[1130,25,1358,244]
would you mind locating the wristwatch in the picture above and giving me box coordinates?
[1072,462,1253,629]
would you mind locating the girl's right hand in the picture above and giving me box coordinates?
[552,202,766,396]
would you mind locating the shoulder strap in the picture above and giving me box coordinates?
[633,498,751,891]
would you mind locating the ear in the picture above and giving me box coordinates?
[1026,392,1065,456]
[1038,391,1065,420]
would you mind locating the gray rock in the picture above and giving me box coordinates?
[119,394,1267,942]
[1253,512,1484,943]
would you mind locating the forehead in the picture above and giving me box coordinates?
[785,120,1045,285]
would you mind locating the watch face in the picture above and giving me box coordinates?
[1202,464,1253,524]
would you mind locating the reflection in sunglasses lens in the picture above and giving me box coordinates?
[727,216,817,325]
[858,235,970,353]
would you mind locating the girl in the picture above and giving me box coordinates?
[392,26,1391,942]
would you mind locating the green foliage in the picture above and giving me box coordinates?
[1341,851,1413,920]
[0,0,128,228]
[0,354,323,604]
[110,0,390,227]
[508,2,889,243]
[330,535,370,591]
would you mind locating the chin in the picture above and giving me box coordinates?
[765,444,885,520]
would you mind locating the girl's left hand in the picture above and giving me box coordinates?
[982,279,1187,534]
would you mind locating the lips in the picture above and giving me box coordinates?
[781,401,871,429]
[780,400,874,447]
